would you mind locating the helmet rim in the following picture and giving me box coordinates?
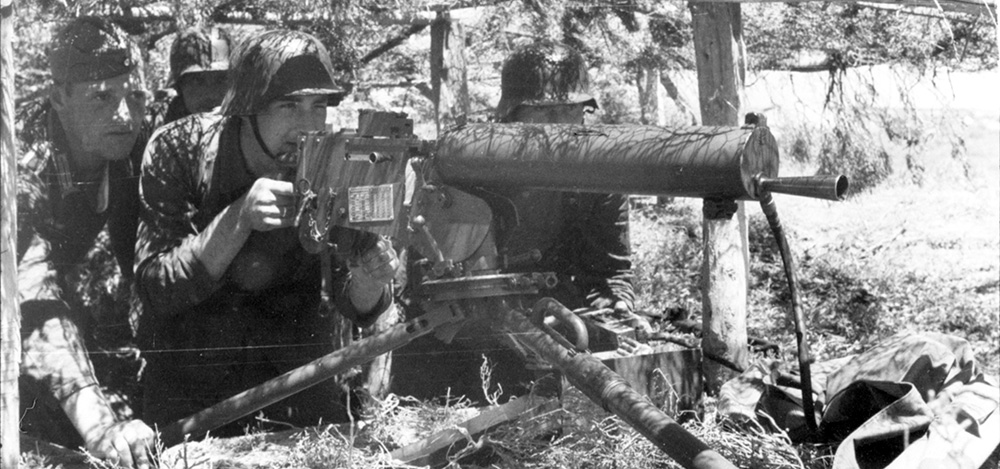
[495,42,596,122]
[220,29,349,116]
[169,26,232,88]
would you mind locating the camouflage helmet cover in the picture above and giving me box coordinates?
[495,42,597,122]
[48,16,142,85]
[220,29,349,116]
[169,26,232,86]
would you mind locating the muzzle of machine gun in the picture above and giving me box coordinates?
[754,174,849,201]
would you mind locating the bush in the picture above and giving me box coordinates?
[816,123,893,195]
[629,200,703,316]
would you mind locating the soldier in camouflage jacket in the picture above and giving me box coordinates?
[16,16,156,469]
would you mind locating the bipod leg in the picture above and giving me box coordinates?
[159,304,465,447]
[758,191,818,433]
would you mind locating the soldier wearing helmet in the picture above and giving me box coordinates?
[15,16,155,468]
[159,26,233,123]
[134,29,397,436]
[494,42,598,123]
[491,42,637,319]
[391,42,642,405]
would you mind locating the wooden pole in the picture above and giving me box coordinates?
[429,11,469,136]
[1,0,21,465]
[690,1,750,394]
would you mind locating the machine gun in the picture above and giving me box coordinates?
[160,111,848,469]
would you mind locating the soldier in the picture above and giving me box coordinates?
[158,26,232,123]
[492,41,637,320]
[16,16,155,468]
[391,42,642,404]
[134,29,398,436]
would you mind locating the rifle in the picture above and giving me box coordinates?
[161,110,848,467]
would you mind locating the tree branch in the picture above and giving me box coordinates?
[361,24,428,64]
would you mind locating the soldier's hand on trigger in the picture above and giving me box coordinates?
[591,296,653,337]
[350,236,399,288]
[590,296,631,315]
[238,178,297,232]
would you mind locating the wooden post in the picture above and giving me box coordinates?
[1,0,21,465]
[429,11,469,136]
[690,1,750,394]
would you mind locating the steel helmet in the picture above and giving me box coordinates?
[169,26,232,87]
[495,42,597,122]
[48,16,141,85]
[220,29,349,116]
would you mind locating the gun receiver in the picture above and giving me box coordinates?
[295,110,428,253]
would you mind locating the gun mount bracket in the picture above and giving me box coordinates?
[414,272,557,303]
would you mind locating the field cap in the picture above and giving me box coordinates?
[48,16,140,85]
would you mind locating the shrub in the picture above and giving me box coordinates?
[629,200,703,316]
[816,122,892,195]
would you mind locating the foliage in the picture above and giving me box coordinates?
[14,0,994,105]
[745,2,997,72]
[816,118,894,194]
[630,200,703,317]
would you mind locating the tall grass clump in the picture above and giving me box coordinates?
[629,200,704,317]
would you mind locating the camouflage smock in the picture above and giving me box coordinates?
[134,112,390,427]
[490,188,635,312]
[15,97,148,404]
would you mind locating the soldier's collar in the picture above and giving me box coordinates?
[52,151,110,213]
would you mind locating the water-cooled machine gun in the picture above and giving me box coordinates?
[160,110,848,469]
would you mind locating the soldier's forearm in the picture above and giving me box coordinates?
[191,196,253,281]
[61,384,117,448]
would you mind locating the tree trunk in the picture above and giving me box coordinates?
[429,11,469,136]
[659,72,699,126]
[691,1,750,395]
[1,0,21,465]
[637,66,663,126]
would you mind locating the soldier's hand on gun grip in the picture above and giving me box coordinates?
[238,178,297,232]
[84,419,156,469]
[350,236,400,288]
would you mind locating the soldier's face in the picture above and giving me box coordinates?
[254,94,329,156]
[53,71,148,162]
[178,71,228,114]
[511,103,586,124]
